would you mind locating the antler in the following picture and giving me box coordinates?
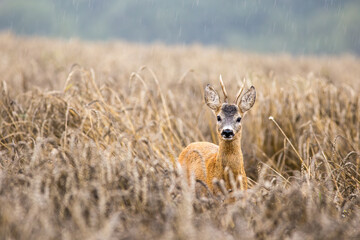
[235,78,246,104]
[219,75,228,103]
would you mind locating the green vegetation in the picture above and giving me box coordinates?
[0,0,359,54]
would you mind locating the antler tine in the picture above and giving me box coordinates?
[235,77,246,104]
[219,74,228,103]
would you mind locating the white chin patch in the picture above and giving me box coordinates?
[222,136,234,141]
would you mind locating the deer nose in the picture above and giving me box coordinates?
[221,129,234,138]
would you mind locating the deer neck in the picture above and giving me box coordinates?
[216,131,244,173]
[215,130,248,190]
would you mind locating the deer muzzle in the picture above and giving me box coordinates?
[221,128,234,140]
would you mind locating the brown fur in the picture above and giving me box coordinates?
[179,83,255,193]
[178,130,247,192]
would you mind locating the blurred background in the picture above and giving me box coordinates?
[0,0,359,55]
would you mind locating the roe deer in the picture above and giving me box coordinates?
[178,76,256,192]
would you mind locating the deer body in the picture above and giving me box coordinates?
[179,78,256,192]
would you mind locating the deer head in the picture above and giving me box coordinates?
[204,76,256,141]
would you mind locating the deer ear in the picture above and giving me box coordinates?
[204,84,221,111]
[238,86,256,113]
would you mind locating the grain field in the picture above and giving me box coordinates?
[0,33,359,239]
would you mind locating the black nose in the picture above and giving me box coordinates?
[221,129,234,138]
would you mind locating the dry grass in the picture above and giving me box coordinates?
[0,33,359,239]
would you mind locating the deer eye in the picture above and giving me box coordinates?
[217,116,221,122]
[236,117,241,123]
